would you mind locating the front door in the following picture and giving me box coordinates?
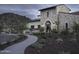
[45,21,51,32]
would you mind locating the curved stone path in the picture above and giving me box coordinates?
[0,35,38,54]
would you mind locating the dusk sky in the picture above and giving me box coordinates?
[0,4,79,19]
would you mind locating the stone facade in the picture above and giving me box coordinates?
[27,4,79,32]
[59,12,79,32]
[40,7,57,30]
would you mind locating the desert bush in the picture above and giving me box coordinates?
[38,39,46,44]
[72,22,79,43]
[60,29,70,35]
[31,42,44,49]
[39,27,44,33]
[72,22,79,33]
[0,26,3,33]
[52,29,58,33]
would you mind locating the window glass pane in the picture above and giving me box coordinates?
[31,25,34,29]
[38,25,40,29]
[47,12,49,17]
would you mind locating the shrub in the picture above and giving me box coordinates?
[31,42,44,49]
[61,29,70,35]
[0,25,3,33]
[52,29,58,33]
[72,22,79,33]
[39,27,44,33]
[39,39,46,44]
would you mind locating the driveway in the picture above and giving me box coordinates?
[0,35,38,54]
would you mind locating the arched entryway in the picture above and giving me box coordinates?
[45,21,51,32]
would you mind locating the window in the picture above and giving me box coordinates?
[45,21,51,25]
[65,23,68,30]
[47,11,49,17]
[38,25,41,29]
[31,25,34,29]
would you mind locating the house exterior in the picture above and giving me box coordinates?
[27,19,40,30]
[27,4,79,32]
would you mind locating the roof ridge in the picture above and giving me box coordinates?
[39,4,65,11]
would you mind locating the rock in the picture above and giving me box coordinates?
[56,38,63,43]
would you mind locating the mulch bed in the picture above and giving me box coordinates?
[24,32,79,54]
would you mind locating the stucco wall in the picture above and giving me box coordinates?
[27,21,41,29]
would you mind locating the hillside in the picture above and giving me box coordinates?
[0,13,31,33]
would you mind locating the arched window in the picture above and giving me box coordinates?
[65,23,68,30]
[45,21,51,25]
[47,12,49,17]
